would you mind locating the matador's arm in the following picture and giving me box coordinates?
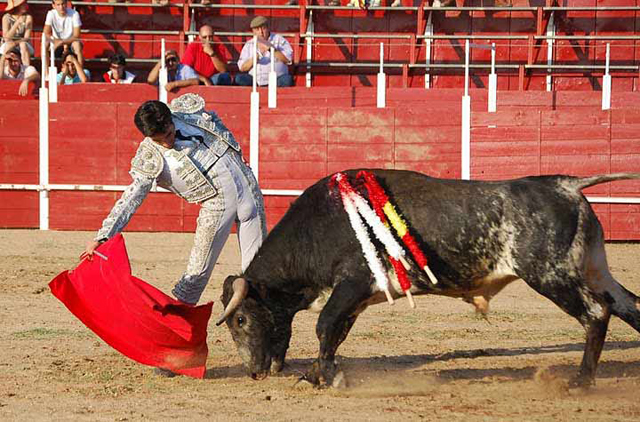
[94,140,163,241]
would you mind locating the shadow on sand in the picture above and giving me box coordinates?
[205,340,640,383]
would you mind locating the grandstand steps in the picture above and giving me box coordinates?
[7,1,639,88]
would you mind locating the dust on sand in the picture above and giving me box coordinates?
[1,230,640,421]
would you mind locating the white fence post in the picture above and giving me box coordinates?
[250,36,260,180]
[546,12,555,92]
[488,43,497,112]
[305,12,313,88]
[461,39,471,181]
[268,46,277,108]
[39,34,50,230]
[602,43,611,110]
[159,38,168,104]
[424,15,433,89]
[377,42,386,108]
[48,39,57,103]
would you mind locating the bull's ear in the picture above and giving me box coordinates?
[254,282,268,300]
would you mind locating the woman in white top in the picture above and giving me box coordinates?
[1,0,34,66]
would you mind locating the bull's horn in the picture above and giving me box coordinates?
[215,277,248,326]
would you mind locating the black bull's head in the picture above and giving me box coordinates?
[218,276,291,380]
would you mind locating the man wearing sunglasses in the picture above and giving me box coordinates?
[0,43,39,96]
[147,49,200,92]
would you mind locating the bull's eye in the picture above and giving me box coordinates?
[237,316,245,327]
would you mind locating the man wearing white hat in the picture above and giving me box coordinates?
[235,16,293,87]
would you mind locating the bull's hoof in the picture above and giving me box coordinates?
[270,359,284,374]
[299,361,326,388]
[294,374,318,390]
[331,370,347,389]
[298,371,322,387]
[568,374,595,389]
[250,371,269,380]
[299,360,343,388]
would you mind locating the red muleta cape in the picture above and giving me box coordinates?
[49,234,213,379]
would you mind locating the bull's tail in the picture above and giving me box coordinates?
[566,173,640,191]
[608,282,640,334]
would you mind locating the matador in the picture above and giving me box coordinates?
[82,93,266,305]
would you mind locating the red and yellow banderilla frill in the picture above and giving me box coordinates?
[357,170,438,286]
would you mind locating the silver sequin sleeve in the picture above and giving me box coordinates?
[94,171,155,241]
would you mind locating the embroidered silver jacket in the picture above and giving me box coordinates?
[95,94,241,241]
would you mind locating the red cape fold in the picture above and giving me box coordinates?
[49,234,213,379]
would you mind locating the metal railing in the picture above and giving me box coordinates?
[20,0,186,7]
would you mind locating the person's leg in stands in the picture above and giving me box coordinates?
[71,40,84,66]
[276,74,293,87]
[235,73,253,86]
[210,72,232,85]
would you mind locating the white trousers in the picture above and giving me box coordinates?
[172,151,266,304]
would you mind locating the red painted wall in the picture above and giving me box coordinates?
[1,84,639,239]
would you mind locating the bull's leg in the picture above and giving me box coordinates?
[270,318,292,374]
[571,314,610,387]
[304,314,358,387]
[522,275,611,388]
[577,262,640,384]
[606,278,640,333]
[304,279,370,387]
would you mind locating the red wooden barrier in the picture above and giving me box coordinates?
[1,84,639,239]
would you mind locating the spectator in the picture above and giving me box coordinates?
[345,0,401,6]
[235,16,293,87]
[181,25,231,86]
[433,0,511,5]
[147,49,200,92]
[43,0,83,69]
[103,53,136,84]
[57,50,89,84]
[1,0,34,66]
[0,44,39,96]
[286,0,340,5]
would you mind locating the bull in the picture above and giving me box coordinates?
[217,169,640,388]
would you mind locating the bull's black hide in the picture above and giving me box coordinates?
[220,169,640,388]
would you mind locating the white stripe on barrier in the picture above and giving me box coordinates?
[0,184,304,197]
[5,184,639,204]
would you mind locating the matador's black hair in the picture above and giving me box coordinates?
[134,100,173,137]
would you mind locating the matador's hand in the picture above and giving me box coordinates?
[80,240,103,261]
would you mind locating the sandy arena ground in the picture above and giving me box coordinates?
[1,229,639,421]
